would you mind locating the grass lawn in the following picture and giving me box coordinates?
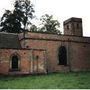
[0,72,90,89]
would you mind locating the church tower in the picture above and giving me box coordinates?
[63,17,83,36]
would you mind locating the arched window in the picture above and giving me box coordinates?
[58,46,67,66]
[10,54,20,71]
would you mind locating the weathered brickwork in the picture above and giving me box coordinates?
[19,32,90,73]
[69,42,90,71]
[0,17,90,75]
[0,49,46,74]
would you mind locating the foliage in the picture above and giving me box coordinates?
[14,0,35,30]
[0,72,90,89]
[0,0,35,33]
[30,24,37,32]
[40,14,61,34]
[0,1,62,34]
[0,10,23,33]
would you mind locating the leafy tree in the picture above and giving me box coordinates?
[0,0,35,33]
[0,10,23,33]
[30,24,37,32]
[14,0,35,30]
[40,14,61,34]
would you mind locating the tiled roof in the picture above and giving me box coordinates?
[0,32,21,49]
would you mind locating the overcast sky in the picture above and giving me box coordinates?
[0,0,90,36]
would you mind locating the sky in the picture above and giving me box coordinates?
[0,0,90,36]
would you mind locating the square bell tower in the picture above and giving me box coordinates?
[63,17,83,36]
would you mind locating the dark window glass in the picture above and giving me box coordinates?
[12,55,19,70]
[77,23,79,29]
[67,25,69,29]
[58,46,67,66]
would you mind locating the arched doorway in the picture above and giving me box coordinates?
[58,46,67,66]
[11,55,19,71]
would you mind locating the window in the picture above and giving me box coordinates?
[58,46,67,66]
[26,46,29,48]
[67,25,69,30]
[10,55,20,71]
[76,23,79,29]
[36,55,39,60]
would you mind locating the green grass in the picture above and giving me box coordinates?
[0,72,90,89]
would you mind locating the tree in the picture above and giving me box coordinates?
[14,0,35,30]
[0,10,23,33]
[0,0,35,33]
[40,14,61,34]
[30,24,37,32]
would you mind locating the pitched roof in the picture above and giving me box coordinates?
[0,32,21,49]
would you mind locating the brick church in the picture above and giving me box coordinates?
[0,17,90,75]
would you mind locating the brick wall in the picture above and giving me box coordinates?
[0,32,90,75]
[0,49,46,75]
[69,42,90,71]
[20,32,90,72]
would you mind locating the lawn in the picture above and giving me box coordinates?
[0,72,90,89]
